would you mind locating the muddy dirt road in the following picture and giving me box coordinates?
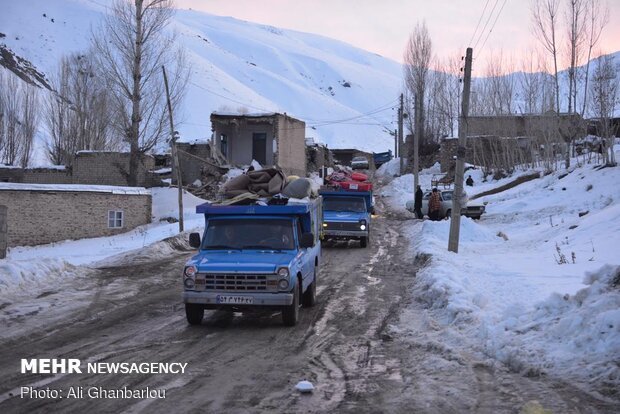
[0,208,617,413]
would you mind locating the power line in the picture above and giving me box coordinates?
[477,0,509,56]
[468,0,492,47]
[299,97,398,123]
[189,81,277,113]
[190,80,398,128]
[473,0,500,51]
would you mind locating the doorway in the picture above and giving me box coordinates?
[252,133,267,165]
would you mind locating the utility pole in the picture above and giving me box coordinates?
[414,92,420,192]
[398,93,404,175]
[394,129,398,158]
[448,47,473,253]
[162,65,184,233]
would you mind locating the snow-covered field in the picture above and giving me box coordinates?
[378,150,620,394]
[0,188,207,296]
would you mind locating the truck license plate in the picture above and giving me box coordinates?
[216,295,254,305]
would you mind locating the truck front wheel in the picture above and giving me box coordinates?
[282,282,300,326]
[185,303,204,325]
[302,269,317,308]
[360,236,368,248]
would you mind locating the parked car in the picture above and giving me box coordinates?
[351,156,369,170]
[405,189,485,219]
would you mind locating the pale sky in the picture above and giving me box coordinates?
[177,0,620,70]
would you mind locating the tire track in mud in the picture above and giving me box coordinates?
[282,206,413,413]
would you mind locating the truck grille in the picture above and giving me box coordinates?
[325,221,360,231]
[199,273,275,292]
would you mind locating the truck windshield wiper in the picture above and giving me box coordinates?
[241,245,283,251]
[204,245,240,250]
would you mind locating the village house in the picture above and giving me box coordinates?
[440,112,587,173]
[0,183,151,250]
[210,112,307,176]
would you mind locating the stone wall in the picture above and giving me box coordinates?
[0,185,151,248]
[0,205,6,259]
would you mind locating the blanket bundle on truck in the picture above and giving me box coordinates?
[182,167,322,327]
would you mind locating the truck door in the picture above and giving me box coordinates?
[296,219,312,288]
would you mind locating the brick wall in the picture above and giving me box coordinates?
[73,152,155,187]
[0,167,72,184]
[0,187,151,248]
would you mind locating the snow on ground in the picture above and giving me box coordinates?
[0,188,207,297]
[382,150,620,393]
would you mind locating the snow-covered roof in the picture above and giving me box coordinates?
[0,183,150,195]
[211,112,279,117]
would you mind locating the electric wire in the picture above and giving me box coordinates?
[190,80,398,128]
[473,0,500,51]
[468,0,492,47]
[477,0,509,57]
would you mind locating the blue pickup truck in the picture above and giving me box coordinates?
[319,189,373,248]
[183,199,322,326]
[373,150,393,167]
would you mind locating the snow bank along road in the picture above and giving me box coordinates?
[0,204,618,413]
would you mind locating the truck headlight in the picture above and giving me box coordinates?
[184,265,197,277]
[184,278,195,289]
[278,279,289,290]
[323,223,328,227]
[359,219,367,230]
[277,267,289,278]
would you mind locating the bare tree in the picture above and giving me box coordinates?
[0,71,39,167]
[44,58,73,165]
[19,81,38,167]
[580,0,609,115]
[429,53,462,138]
[565,0,588,115]
[44,52,121,165]
[403,20,432,187]
[532,0,561,114]
[92,0,189,186]
[589,53,618,165]
[484,50,516,115]
[519,49,550,113]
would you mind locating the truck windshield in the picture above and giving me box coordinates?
[203,219,295,250]
[323,197,367,213]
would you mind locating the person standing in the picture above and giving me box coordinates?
[429,188,441,221]
[414,185,424,219]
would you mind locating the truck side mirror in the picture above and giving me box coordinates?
[189,232,201,249]
[300,233,314,248]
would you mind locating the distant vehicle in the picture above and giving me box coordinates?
[351,156,369,170]
[373,150,393,167]
[320,189,373,247]
[405,189,485,220]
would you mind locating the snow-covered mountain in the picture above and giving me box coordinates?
[0,0,402,158]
